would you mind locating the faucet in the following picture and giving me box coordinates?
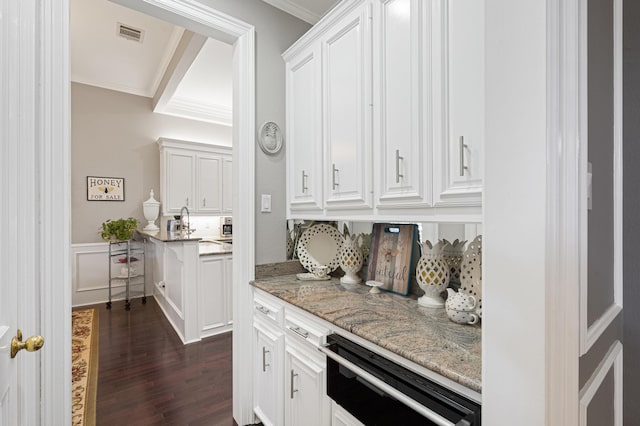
[179,206,194,235]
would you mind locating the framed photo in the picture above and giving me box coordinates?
[86,176,125,201]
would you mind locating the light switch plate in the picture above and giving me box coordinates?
[261,194,272,213]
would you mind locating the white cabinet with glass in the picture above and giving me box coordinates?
[158,138,232,215]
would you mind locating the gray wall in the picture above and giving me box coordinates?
[71,82,232,243]
[623,0,640,421]
[197,0,311,264]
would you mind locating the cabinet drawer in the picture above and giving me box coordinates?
[285,307,332,348]
[254,292,284,326]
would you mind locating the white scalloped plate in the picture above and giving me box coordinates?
[296,224,344,273]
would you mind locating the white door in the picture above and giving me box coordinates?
[284,341,327,426]
[1,0,70,424]
[253,320,283,426]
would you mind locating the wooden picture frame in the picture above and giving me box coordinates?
[366,223,419,296]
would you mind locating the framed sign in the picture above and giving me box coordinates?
[366,223,419,296]
[87,176,125,201]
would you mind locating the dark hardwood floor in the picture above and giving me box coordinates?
[80,297,234,425]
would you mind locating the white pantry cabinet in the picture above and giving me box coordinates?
[252,289,331,426]
[322,1,373,211]
[435,0,484,207]
[283,0,484,221]
[373,0,432,209]
[199,254,233,337]
[253,293,285,426]
[286,44,323,214]
[158,138,232,215]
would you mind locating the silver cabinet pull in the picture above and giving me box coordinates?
[287,325,309,339]
[290,369,298,399]
[256,305,270,315]
[185,197,190,207]
[301,170,308,193]
[395,149,404,183]
[319,344,455,426]
[262,346,270,372]
[332,164,339,190]
[202,197,206,207]
[459,136,469,176]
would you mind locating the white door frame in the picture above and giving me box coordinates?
[42,0,256,424]
[109,2,257,424]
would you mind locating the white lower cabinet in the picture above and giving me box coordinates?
[284,337,329,426]
[199,254,233,337]
[253,289,331,426]
[253,318,284,426]
[331,401,364,426]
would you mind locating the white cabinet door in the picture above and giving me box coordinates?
[222,155,233,214]
[164,244,184,318]
[199,256,227,336]
[436,0,484,206]
[284,340,328,426]
[254,320,284,426]
[197,154,223,213]
[286,44,323,213]
[322,2,373,211]
[165,151,195,213]
[224,255,233,325]
[374,0,432,208]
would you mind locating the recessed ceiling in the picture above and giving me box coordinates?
[70,0,336,125]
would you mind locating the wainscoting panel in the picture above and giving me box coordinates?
[72,243,122,307]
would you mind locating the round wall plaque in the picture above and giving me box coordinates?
[257,121,283,155]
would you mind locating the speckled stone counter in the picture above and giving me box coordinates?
[252,274,482,393]
[138,229,202,243]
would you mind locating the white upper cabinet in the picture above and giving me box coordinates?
[165,151,195,213]
[283,0,483,220]
[197,154,223,213]
[158,138,232,215]
[373,0,432,208]
[222,155,233,214]
[286,44,323,213]
[435,0,484,207]
[322,2,373,211]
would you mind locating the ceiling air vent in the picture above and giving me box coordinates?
[117,23,144,43]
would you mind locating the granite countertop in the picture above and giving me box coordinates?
[252,274,481,393]
[198,241,233,256]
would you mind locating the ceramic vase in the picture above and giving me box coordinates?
[142,189,160,232]
[340,234,364,284]
[460,235,482,318]
[416,240,451,308]
[442,239,466,284]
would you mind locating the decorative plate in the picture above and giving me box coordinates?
[296,224,344,273]
[257,121,283,155]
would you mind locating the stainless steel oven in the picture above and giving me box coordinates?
[220,216,232,238]
[320,334,481,426]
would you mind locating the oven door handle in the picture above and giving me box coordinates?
[319,344,456,426]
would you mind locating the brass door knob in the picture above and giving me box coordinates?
[11,329,44,359]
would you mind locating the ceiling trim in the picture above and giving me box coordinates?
[261,0,321,24]
[162,97,232,126]
[152,30,208,111]
[70,75,152,97]
[150,26,185,97]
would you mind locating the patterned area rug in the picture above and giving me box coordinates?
[72,309,99,426]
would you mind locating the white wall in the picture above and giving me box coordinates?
[71,82,232,243]
[483,0,548,424]
[195,0,311,264]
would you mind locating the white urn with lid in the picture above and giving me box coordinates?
[416,240,451,308]
[142,189,160,232]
